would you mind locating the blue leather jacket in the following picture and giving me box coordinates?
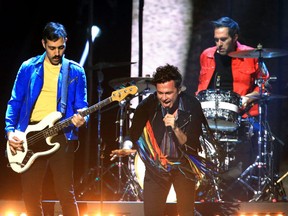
[5,52,89,140]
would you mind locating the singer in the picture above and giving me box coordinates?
[110,64,209,216]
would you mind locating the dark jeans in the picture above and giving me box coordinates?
[21,134,79,216]
[143,165,196,216]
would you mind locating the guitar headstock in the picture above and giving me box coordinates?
[111,86,138,102]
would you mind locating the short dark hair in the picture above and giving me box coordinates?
[152,64,182,89]
[42,22,67,43]
[212,17,239,37]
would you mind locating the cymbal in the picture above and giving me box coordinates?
[247,93,288,100]
[228,48,288,59]
[109,77,156,94]
[90,62,136,70]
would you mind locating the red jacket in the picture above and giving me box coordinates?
[196,41,268,117]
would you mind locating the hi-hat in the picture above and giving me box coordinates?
[89,62,136,70]
[229,48,288,59]
[247,93,288,100]
[109,77,156,94]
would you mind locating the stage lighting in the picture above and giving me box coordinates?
[79,25,101,66]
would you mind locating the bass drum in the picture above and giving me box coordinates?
[128,153,177,202]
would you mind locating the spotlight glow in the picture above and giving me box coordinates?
[79,25,101,66]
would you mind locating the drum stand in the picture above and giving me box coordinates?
[119,161,143,201]
[235,59,283,202]
[110,99,143,200]
[76,69,118,200]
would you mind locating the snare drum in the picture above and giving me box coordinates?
[197,90,241,132]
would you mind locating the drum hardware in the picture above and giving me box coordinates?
[77,93,140,201]
[218,137,239,143]
[196,174,223,202]
[76,161,119,199]
[211,129,242,173]
[76,68,143,201]
[235,67,270,201]
[230,46,288,202]
[107,95,146,201]
[76,64,113,201]
[246,92,288,101]
[107,77,156,200]
[118,159,143,201]
[110,99,135,197]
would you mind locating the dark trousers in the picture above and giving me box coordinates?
[21,134,79,216]
[143,166,196,216]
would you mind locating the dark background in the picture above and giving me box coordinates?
[1,0,288,201]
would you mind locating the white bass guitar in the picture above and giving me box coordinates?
[7,86,138,173]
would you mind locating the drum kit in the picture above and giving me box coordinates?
[78,45,288,202]
[196,45,288,202]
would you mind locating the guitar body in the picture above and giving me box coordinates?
[7,111,62,173]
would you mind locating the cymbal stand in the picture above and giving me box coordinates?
[236,54,279,201]
[109,99,131,196]
[119,160,143,201]
[76,68,119,201]
[116,100,126,194]
[95,69,104,196]
[112,98,143,200]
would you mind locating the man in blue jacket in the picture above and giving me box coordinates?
[5,22,88,216]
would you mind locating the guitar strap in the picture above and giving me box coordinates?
[60,58,70,114]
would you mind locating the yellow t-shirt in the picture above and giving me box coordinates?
[30,61,61,122]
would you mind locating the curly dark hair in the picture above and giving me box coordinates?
[152,64,182,89]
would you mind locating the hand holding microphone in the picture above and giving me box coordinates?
[163,108,176,134]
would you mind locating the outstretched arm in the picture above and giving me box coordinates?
[110,138,137,160]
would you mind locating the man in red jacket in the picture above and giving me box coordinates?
[196,16,269,201]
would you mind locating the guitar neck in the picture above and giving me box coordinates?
[31,85,138,141]
[44,96,113,138]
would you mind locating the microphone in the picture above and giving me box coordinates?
[165,107,173,135]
